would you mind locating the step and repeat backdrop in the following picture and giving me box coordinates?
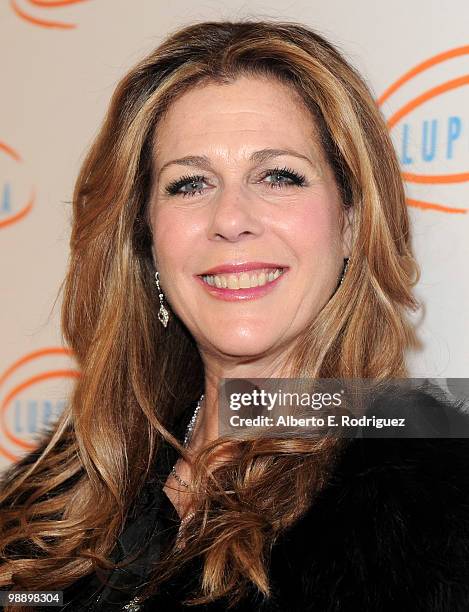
[1,0,468,468]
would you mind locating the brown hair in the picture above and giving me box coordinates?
[0,19,420,610]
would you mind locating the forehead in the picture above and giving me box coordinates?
[153,74,323,160]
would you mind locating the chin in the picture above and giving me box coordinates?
[208,331,280,359]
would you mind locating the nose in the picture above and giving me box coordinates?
[206,183,264,243]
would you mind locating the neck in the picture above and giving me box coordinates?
[190,347,296,451]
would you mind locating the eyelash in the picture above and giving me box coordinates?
[164,166,307,198]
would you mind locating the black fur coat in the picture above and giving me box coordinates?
[46,388,469,610]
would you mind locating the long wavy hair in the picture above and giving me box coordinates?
[0,19,421,610]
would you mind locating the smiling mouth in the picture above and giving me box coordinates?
[199,267,286,290]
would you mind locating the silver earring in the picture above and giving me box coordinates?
[339,257,350,287]
[155,271,169,327]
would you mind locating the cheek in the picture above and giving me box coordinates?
[151,207,197,268]
[282,196,341,262]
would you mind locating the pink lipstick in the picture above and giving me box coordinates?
[195,262,289,302]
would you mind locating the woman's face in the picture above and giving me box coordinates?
[149,74,352,365]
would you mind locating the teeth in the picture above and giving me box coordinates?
[201,268,284,290]
[227,275,238,289]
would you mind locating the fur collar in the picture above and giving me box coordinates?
[147,388,469,611]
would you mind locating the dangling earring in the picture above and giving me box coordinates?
[155,271,169,327]
[339,257,350,287]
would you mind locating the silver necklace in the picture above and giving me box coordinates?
[121,395,204,611]
[170,394,204,488]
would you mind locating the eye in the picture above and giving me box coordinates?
[165,174,210,198]
[164,166,307,198]
[260,166,306,189]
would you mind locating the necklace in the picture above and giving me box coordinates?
[121,395,205,611]
[170,394,204,488]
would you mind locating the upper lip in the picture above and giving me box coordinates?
[198,262,288,275]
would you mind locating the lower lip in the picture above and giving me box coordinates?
[194,270,288,301]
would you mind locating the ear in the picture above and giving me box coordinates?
[341,206,354,258]
[147,200,158,267]
[151,244,160,272]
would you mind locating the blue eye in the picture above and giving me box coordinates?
[164,166,306,198]
[165,174,207,198]
[261,166,306,188]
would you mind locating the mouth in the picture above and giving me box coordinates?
[195,265,289,301]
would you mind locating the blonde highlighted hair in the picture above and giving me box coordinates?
[0,19,420,610]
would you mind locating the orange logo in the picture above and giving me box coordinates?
[0,348,79,462]
[378,46,469,214]
[11,0,91,30]
[0,141,35,230]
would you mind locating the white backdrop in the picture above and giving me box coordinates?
[1,0,468,468]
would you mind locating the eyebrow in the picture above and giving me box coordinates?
[156,148,318,177]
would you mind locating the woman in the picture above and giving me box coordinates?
[1,19,468,612]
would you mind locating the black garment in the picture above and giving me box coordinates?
[137,390,469,612]
[55,391,469,610]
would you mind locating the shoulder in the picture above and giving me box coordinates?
[269,389,469,611]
